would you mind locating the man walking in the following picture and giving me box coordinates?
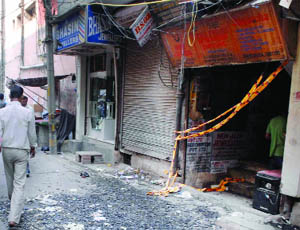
[0,86,37,227]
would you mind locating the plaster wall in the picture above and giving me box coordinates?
[281,26,300,198]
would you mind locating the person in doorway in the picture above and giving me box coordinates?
[0,85,37,227]
[21,96,35,177]
[265,113,287,169]
[0,93,6,108]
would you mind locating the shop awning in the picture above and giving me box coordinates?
[8,74,72,87]
[160,0,293,68]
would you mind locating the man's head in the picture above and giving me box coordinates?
[9,85,23,100]
[0,93,4,100]
[21,95,28,107]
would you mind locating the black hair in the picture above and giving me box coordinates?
[0,93,4,100]
[10,85,23,99]
[23,96,28,100]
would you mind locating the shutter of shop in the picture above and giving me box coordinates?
[120,38,178,160]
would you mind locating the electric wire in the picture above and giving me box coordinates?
[187,0,197,47]
[153,0,222,30]
[94,3,136,40]
[89,0,174,7]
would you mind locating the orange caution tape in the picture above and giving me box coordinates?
[200,177,245,192]
[148,61,288,197]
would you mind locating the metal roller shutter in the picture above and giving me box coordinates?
[121,38,178,160]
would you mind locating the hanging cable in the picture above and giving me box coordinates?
[22,90,47,110]
[99,0,137,40]
[187,0,198,47]
[89,0,174,7]
[154,0,222,31]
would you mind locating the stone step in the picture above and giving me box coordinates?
[75,151,104,164]
[227,181,255,198]
[228,168,257,184]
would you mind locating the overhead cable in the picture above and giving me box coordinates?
[89,0,174,7]
[153,0,222,30]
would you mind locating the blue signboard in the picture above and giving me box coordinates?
[86,5,121,45]
[55,9,86,51]
[55,5,121,52]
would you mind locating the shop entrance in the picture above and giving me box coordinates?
[86,53,116,143]
[186,62,291,186]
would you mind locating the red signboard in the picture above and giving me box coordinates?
[161,1,288,68]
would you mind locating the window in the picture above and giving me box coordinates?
[25,1,36,19]
[90,54,106,73]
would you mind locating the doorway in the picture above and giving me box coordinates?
[86,53,116,143]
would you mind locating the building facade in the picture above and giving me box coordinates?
[1,0,76,115]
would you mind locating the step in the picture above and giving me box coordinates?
[75,151,104,164]
[228,168,257,184]
[227,181,255,198]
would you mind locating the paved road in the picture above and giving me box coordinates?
[0,152,220,230]
[0,151,283,230]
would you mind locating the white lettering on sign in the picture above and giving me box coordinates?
[279,0,293,9]
[88,15,110,37]
[130,6,155,47]
[88,16,100,36]
[56,19,79,40]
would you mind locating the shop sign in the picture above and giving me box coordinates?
[161,1,288,68]
[54,5,121,52]
[210,131,247,173]
[55,10,86,52]
[86,5,121,45]
[210,160,239,174]
[130,6,155,47]
[186,118,212,173]
[279,0,293,9]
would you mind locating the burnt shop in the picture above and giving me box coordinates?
[161,0,296,198]
[53,4,123,163]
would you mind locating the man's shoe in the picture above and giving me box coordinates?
[26,173,30,178]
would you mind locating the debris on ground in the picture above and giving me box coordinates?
[63,223,85,230]
[115,167,152,183]
[80,172,90,178]
[265,215,300,230]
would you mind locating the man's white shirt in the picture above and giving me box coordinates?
[0,101,37,150]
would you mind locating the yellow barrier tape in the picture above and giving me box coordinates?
[147,61,288,197]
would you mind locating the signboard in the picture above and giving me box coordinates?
[186,133,212,173]
[210,132,248,173]
[54,5,121,53]
[161,1,288,68]
[186,119,212,173]
[55,9,85,52]
[130,6,155,47]
[279,0,293,9]
[86,5,121,45]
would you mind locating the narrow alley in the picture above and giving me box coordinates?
[0,150,284,230]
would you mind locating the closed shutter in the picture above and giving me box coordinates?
[121,38,178,160]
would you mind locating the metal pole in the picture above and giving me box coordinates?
[173,72,184,174]
[43,0,57,154]
[20,0,24,66]
[113,47,119,150]
[0,0,5,93]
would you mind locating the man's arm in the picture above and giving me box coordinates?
[28,112,37,157]
[0,116,3,153]
[266,120,272,140]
